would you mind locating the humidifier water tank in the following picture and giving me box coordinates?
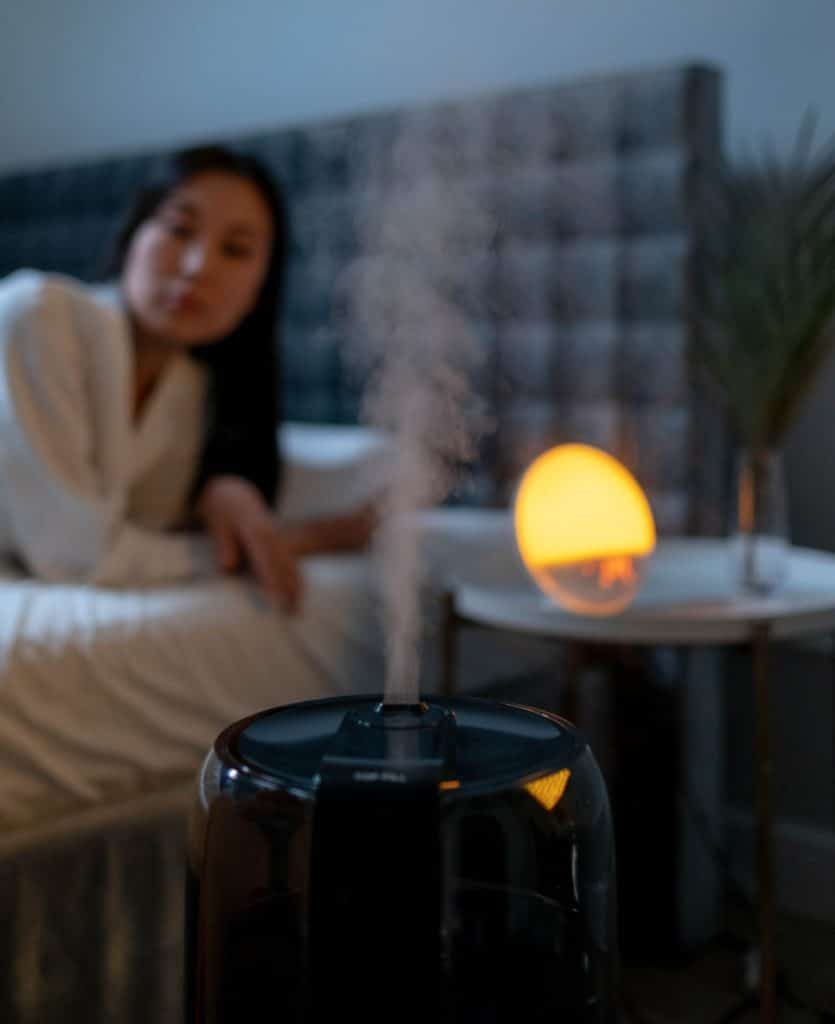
[187,695,618,1023]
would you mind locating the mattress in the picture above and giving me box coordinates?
[0,498,533,833]
[0,552,385,831]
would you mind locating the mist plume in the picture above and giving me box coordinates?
[345,117,492,704]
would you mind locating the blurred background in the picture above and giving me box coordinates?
[2,0,833,970]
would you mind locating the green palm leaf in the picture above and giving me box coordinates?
[696,119,835,449]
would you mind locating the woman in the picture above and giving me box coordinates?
[0,146,373,611]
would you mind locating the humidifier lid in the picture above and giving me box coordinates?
[231,695,583,797]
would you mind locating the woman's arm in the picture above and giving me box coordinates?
[196,476,376,612]
[282,504,378,557]
[0,272,211,586]
[194,468,377,610]
[196,475,302,612]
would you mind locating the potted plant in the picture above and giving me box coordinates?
[696,119,835,592]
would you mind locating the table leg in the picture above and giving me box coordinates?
[831,632,835,831]
[560,641,585,726]
[440,591,458,699]
[751,622,777,1024]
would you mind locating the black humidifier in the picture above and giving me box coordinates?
[186,695,618,1023]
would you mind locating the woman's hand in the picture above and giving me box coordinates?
[283,502,379,557]
[196,476,303,614]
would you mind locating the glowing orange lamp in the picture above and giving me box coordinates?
[514,444,656,616]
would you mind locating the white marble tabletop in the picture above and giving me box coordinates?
[417,508,835,646]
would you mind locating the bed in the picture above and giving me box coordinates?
[0,62,725,1022]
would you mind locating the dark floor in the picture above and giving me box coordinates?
[620,905,835,1023]
[475,673,835,1023]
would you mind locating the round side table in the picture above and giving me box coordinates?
[435,522,835,1024]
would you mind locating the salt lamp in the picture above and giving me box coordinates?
[514,444,656,616]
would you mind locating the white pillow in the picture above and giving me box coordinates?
[276,422,395,522]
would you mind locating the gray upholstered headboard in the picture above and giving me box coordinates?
[0,62,726,534]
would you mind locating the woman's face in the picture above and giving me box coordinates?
[122,170,274,347]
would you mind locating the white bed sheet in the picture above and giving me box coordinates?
[0,553,384,830]
[0,507,522,832]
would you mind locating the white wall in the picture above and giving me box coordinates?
[2,0,833,173]
[6,0,831,547]
[3,0,834,543]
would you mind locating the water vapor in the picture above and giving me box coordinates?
[344,118,492,704]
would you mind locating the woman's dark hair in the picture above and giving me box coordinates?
[108,144,289,505]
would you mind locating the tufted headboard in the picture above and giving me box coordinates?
[0,62,726,534]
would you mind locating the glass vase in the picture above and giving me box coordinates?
[728,448,789,595]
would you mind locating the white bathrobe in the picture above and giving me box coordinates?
[0,269,213,585]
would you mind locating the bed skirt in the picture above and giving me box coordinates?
[0,779,193,1024]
